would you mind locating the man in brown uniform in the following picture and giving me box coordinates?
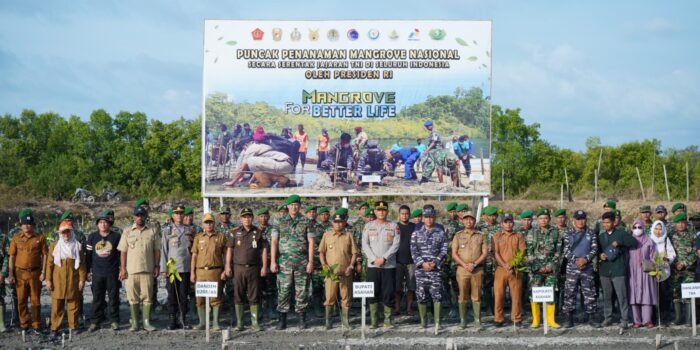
[492,213,526,327]
[118,206,161,332]
[46,221,87,338]
[190,213,227,331]
[225,208,268,332]
[7,209,48,333]
[319,211,358,330]
[451,210,488,330]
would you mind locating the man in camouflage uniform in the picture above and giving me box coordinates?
[184,207,203,234]
[561,210,600,328]
[553,208,570,316]
[670,212,695,326]
[517,210,535,306]
[270,194,315,330]
[304,205,326,318]
[320,132,355,183]
[526,208,561,329]
[216,207,238,236]
[637,205,654,236]
[475,205,500,316]
[442,202,463,317]
[353,207,374,282]
[257,208,277,321]
[411,205,448,332]
[317,207,332,233]
[355,139,390,185]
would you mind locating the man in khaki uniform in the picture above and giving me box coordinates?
[319,211,358,330]
[46,221,87,338]
[7,209,48,333]
[190,213,227,331]
[452,211,488,329]
[118,206,161,332]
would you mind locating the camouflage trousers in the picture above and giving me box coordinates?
[528,272,558,291]
[562,265,597,315]
[671,268,695,303]
[422,149,456,179]
[276,263,311,313]
[416,269,444,303]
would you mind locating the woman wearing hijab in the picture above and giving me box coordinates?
[627,220,657,328]
[45,220,87,338]
[649,220,676,325]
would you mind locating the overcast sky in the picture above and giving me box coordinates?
[1,0,697,151]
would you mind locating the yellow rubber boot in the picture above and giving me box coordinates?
[530,303,541,329]
[546,304,561,329]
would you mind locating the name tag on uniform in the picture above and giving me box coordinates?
[252,240,257,249]
[460,244,465,248]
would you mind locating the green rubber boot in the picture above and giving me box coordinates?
[325,306,333,330]
[341,308,351,330]
[234,304,244,331]
[142,304,156,332]
[250,305,261,332]
[472,302,482,330]
[383,305,393,329]
[129,304,139,331]
[369,303,378,329]
[418,303,428,328]
[433,302,442,334]
[193,307,205,330]
[458,303,468,329]
[212,306,221,331]
[0,305,6,332]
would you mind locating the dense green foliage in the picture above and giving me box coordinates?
[0,104,696,200]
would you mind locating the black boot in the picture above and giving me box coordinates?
[588,315,601,328]
[298,312,306,330]
[276,312,287,330]
[167,314,179,330]
[419,176,429,184]
[565,313,574,328]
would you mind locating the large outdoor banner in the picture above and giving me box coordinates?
[202,20,491,198]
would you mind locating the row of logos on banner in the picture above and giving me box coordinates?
[248,27,448,42]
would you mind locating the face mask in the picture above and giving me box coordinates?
[632,228,643,237]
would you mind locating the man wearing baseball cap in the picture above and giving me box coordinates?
[561,210,600,328]
[117,206,161,332]
[637,205,653,236]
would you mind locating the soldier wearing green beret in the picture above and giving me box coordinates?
[475,205,500,316]
[456,204,469,219]
[441,202,463,318]
[270,194,316,330]
[526,208,561,329]
[352,206,374,282]
[553,208,570,315]
[255,208,277,321]
[516,210,535,309]
[669,212,695,325]
[183,207,203,235]
[671,203,686,216]
[411,209,423,225]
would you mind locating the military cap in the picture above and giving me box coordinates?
[95,214,112,225]
[422,205,436,218]
[285,194,301,205]
[133,206,148,216]
[173,205,186,214]
[60,210,73,221]
[456,203,469,212]
[375,201,389,211]
[502,213,514,222]
[554,208,567,217]
[573,210,587,220]
[102,208,115,216]
[639,205,651,213]
[304,205,318,214]
[364,208,375,217]
[219,206,231,214]
[446,202,458,211]
[203,213,215,223]
[357,201,369,209]
[690,213,700,221]
[461,210,475,219]
[332,213,345,222]
[671,202,686,212]
[184,207,194,215]
[135,198,149,208]
[519,210,533,219]
[603,200,617,210]
[240,208,254,217]
[535,208,550,217]
[19,211,35,225]
[671,212,687,223]
[411,209,423,218]
[18,208,32,218]
[655,205,667,213]
[483,206,498,216]
[255,208,270,216]
[317,207,329,214]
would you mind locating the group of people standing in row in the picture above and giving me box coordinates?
[1,197,699,338]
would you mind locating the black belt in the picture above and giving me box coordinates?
[197,266,223,270]
[16,267,41,272]
[234,264,261,268]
